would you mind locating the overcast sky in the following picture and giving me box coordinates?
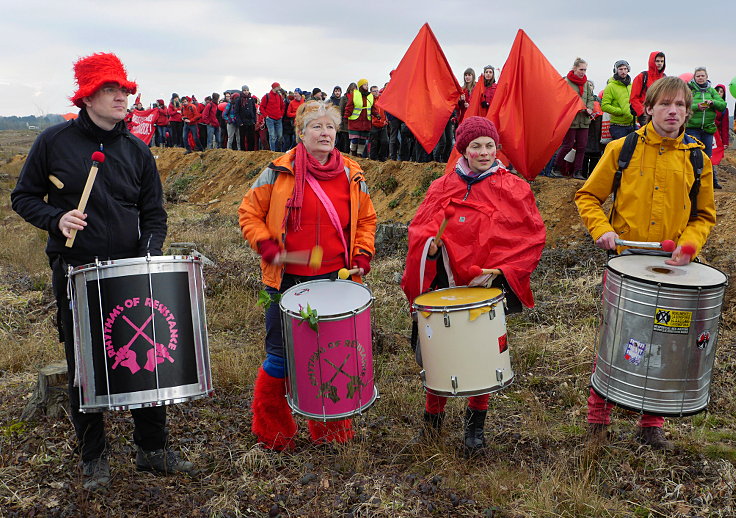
[2,0,735,117]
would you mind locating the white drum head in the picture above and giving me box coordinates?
[280,279,372,317]
[607,255,727,288]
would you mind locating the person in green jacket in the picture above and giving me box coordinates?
[686,67,727,158]
[601,60,635,140]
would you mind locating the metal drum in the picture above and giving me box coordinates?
[71,256,213,412]
[280,279,378,420]
[413,287,512,397]
[591,255,727,416]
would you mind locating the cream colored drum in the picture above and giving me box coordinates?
[413,287,512,397]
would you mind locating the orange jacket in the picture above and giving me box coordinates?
[238,148,377,289]
[287,98,304,119]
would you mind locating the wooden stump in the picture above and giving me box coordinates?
[21,361,70,420]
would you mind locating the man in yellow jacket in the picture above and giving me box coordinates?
[575,76,716,450]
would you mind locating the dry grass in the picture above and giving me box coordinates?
[1,150,736,516]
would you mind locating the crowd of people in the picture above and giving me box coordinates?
[9,48,730,490]
[128,49,732,190]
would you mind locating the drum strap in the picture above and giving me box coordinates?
[418,237,455,296]
[305,173,350,267]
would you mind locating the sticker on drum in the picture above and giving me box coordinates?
[280,279,378,420]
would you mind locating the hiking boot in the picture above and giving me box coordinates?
[136,448,194,474]
[714,182,723,190]
[586,423,609,444]
[463,408,487,455]
[636,427,674,451]
[548,170,566,179]
[573,171,586,180]
[82,455,110,490]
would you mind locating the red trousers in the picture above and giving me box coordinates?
[425,391,490,414]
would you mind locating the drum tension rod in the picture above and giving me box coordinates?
[443,312,451,327]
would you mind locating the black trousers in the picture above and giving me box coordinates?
[52,258,167,462]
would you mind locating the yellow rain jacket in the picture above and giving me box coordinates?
[239,148,377,289]
[575,123,715,257]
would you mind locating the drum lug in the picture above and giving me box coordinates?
[496,369,504,383]
[443,312,451,327]
[489,305,496,320]
[451,376,458,395]
[420,370,426,384]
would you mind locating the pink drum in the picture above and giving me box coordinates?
[279,279,378,420]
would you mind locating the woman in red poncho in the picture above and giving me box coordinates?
[401,116,546,454]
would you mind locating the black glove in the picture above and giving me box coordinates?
[481,101,489,109]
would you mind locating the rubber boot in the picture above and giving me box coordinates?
[251,367,297,451]
[307,419,355,444]
[463,408,487,454]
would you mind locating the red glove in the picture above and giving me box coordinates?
[352,254,371,276]
[258,239,282,264]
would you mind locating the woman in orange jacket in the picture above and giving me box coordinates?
[238,100,377,450]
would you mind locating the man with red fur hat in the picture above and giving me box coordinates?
[11,52,194,490]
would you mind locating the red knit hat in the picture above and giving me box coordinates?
[271,82,281,89]
[69,52,137,108]
[455,116,500,154]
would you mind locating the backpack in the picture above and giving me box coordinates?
[610,131,703,220]
[638,71,649,97]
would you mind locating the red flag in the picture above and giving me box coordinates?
[376,23,462,153]
[444,30,585,180]
[489,30,585,180]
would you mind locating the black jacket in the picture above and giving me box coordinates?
[237,94,257,125]
[11,108,167,267]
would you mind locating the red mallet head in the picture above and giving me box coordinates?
[444,205,456,219]
[91,151,105,164]
[468,265,483,277]
[661,240,676,253]
[681,243,697,257]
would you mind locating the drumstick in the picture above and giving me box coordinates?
[280,245,324,269]
[338,267,360,280]
[469,265,502,277]
[614,239,676,252]
[65,151,106,248]
[433,206,456,246]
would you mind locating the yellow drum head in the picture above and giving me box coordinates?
[414,287,503,310]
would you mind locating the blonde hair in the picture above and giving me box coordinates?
[294,101,341,141]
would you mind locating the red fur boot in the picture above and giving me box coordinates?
[251,367,297,451]
[308,419,355,444]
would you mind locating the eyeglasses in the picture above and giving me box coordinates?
[99,86,132,96]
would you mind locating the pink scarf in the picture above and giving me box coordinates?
[286,142,345,230]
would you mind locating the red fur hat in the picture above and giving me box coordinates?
[69,52,137,108]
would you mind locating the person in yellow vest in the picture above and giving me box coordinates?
[344,78,373,156]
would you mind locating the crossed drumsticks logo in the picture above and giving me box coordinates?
[309,340,368,403]
[103,297,179,375]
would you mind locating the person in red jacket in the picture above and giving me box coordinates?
[457,67,476,124]
[712,84,729,189]
[261,82,285,151]
[168,93,183,148]
[154,99,169,147]
[401,117,545,455]
[630,51,666,126]
[181,96,202,153]
[201,93,221,149]
[344,79,373,157]
[475,65,497,118]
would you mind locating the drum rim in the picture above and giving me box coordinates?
[413,286,505,313]
[606,255,728,290]
[71,255,202,275]
[279,278,373,319]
